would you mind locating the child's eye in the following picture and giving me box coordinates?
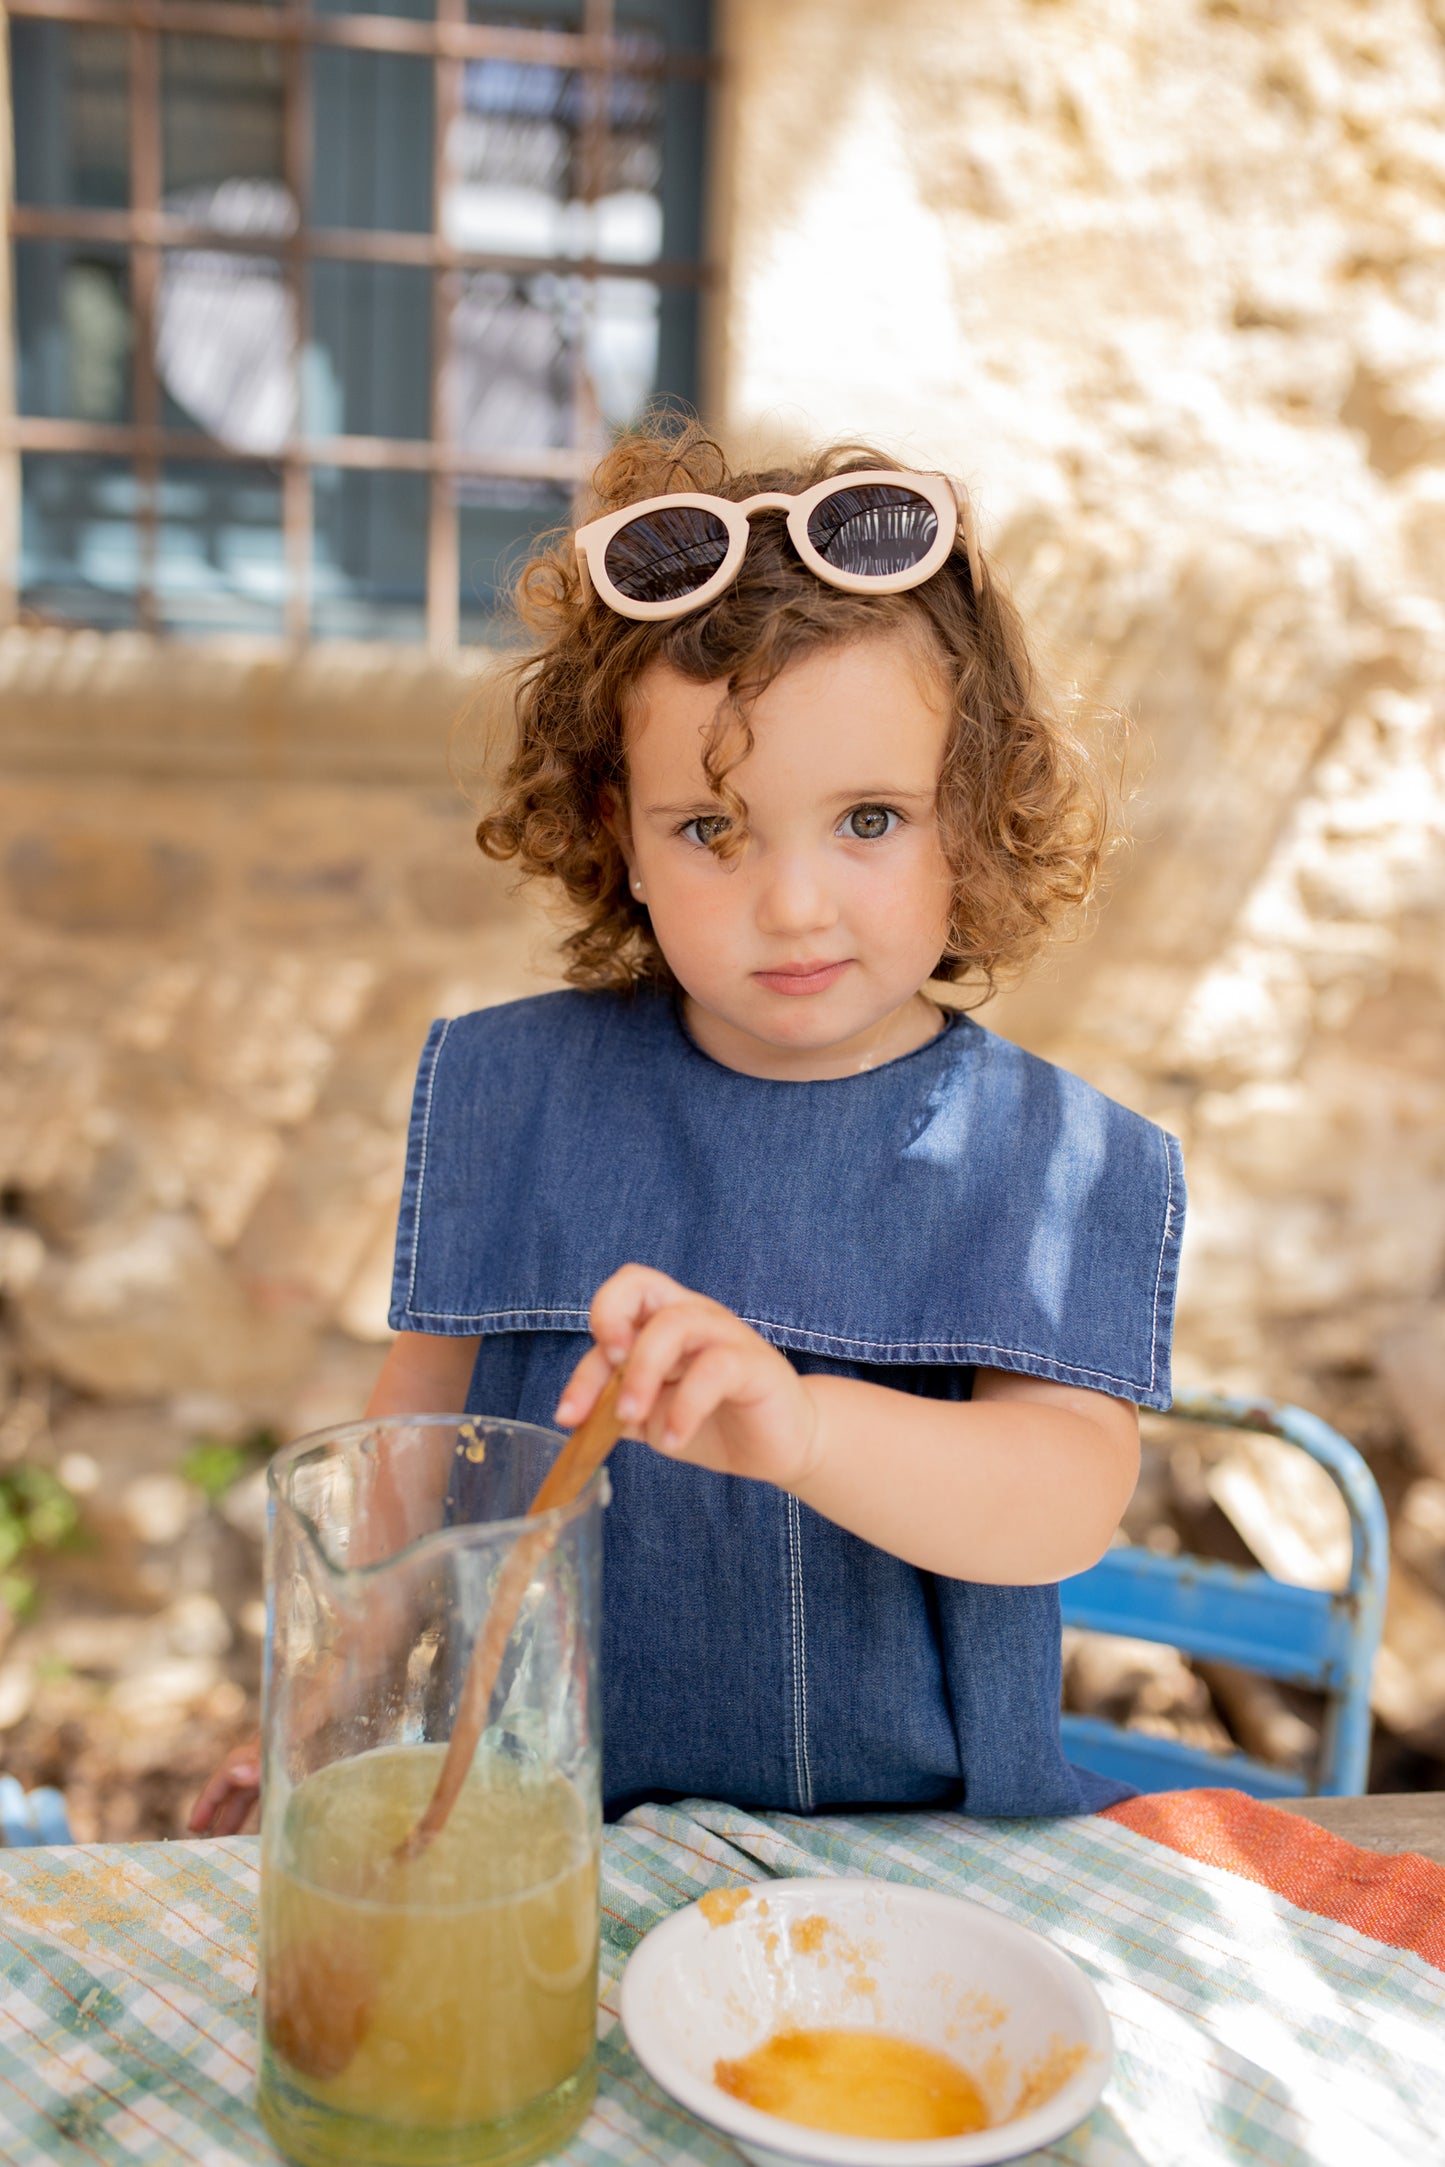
[838,805,900,841]
[681,814,733,848]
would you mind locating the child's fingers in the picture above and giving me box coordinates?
[186,1744,261,1836]
[588,1263,691,1365]
[560,1271,710,1428]
[614,1300,738,1427]
[210,1786,259,1838]
[186,1774,226,1835]
[650,1344,747,1455]
[553,1341,618,1428]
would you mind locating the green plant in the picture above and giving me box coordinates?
[181,1426,279,1506]
[0,1465,82,1616]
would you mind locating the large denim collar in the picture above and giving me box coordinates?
[390,989,1184,1409]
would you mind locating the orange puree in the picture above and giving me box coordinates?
[714,2027,989,2140]
[698,1886,753,1926]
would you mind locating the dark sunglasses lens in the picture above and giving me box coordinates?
[603,507,730,604]
[806,484,939,578]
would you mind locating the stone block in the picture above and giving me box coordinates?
[1195,1664,1317,1776]
[0,629,495,785]
[242,854,381,936]
[1062,1627,1233,1757]
[1394,1479,1445,1603]
[13,1212,313,1407]
[1377,1308,1445,1479]
[48,1401,195,1485]
[5,832,213,934]
[233,1114,404,1328]
[281,1333,391,1443]
[405,853,514,931]
[1191,1083,1349,1200]
[1205,1435,1353,1594]
[1373,1559,1445,1746]
[305,966,453,1125]
[1399,466,1445,596]
[336,1209,402,1344]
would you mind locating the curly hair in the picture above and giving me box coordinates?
[476,420,1116,998]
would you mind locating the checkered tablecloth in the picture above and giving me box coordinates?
[0,1791,1441,2166]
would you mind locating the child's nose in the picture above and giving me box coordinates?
[754,853,838,938]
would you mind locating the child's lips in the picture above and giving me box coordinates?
[752,960,853,995]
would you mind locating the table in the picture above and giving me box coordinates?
[1275,1790,1445,1865]
[0,1787,1442,2166]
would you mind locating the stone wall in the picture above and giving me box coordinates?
[0,634,557,1464]
[715,0,1445,1462]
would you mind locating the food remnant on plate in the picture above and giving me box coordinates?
[698,1885,754,1927]
[789,1914,828,1956]
[1015,2037,1089,2114]
[713,2027,989,2140]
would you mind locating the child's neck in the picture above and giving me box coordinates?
[681,992,946,1082]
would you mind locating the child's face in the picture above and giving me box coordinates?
[620,632,956,1077]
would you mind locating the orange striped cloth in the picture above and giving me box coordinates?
[1102,1788,1445,1972]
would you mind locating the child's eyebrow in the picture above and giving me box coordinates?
[824,785,937,805]
[639,785,938,820]
[641,798,728,820]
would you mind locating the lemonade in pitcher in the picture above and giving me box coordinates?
[258,1746,599,2167]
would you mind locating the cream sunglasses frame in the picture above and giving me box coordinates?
[573,468,978,623]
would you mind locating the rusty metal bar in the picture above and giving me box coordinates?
[7,204,706,285]
[0,16,19,625]
[3,0,710,76]
[281,0,312,641]
[6,415,597,483]
[569,0,614,516]
[425,0,461,650]
[129,19,161,632]
[579,0,613,211]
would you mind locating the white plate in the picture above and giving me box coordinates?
[619,1876,1112,2167]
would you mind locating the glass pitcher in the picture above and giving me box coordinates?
[256,1414,606,2167]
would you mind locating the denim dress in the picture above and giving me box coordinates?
[389,989,1185,1820]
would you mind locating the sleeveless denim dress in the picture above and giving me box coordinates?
[388,989,1185,1821]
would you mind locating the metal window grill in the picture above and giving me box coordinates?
[3,0,711,643]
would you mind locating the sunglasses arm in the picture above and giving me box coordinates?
[953,490,982,600]
[574,542,595,602]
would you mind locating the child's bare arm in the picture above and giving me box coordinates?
[364,1331,481,1418]
[558,1267,1137,1585]
[786,1367,1137,1583]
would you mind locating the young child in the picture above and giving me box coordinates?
[192,428,1182,1835]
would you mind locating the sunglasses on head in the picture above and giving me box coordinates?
[573,469,978,623]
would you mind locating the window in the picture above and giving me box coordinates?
[6,0,711,642]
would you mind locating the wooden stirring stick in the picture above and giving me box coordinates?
[393,1369,626,1863]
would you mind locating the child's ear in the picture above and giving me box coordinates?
[599,788,636,883]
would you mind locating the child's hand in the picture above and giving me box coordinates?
[555,1266,820,1489]
[187,1734,262,1836]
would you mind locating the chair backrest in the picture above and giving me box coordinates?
[1059,1390,1389,1799]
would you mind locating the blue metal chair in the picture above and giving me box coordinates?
[0,1776,72,1846]
[1060,1390,1389,1799]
